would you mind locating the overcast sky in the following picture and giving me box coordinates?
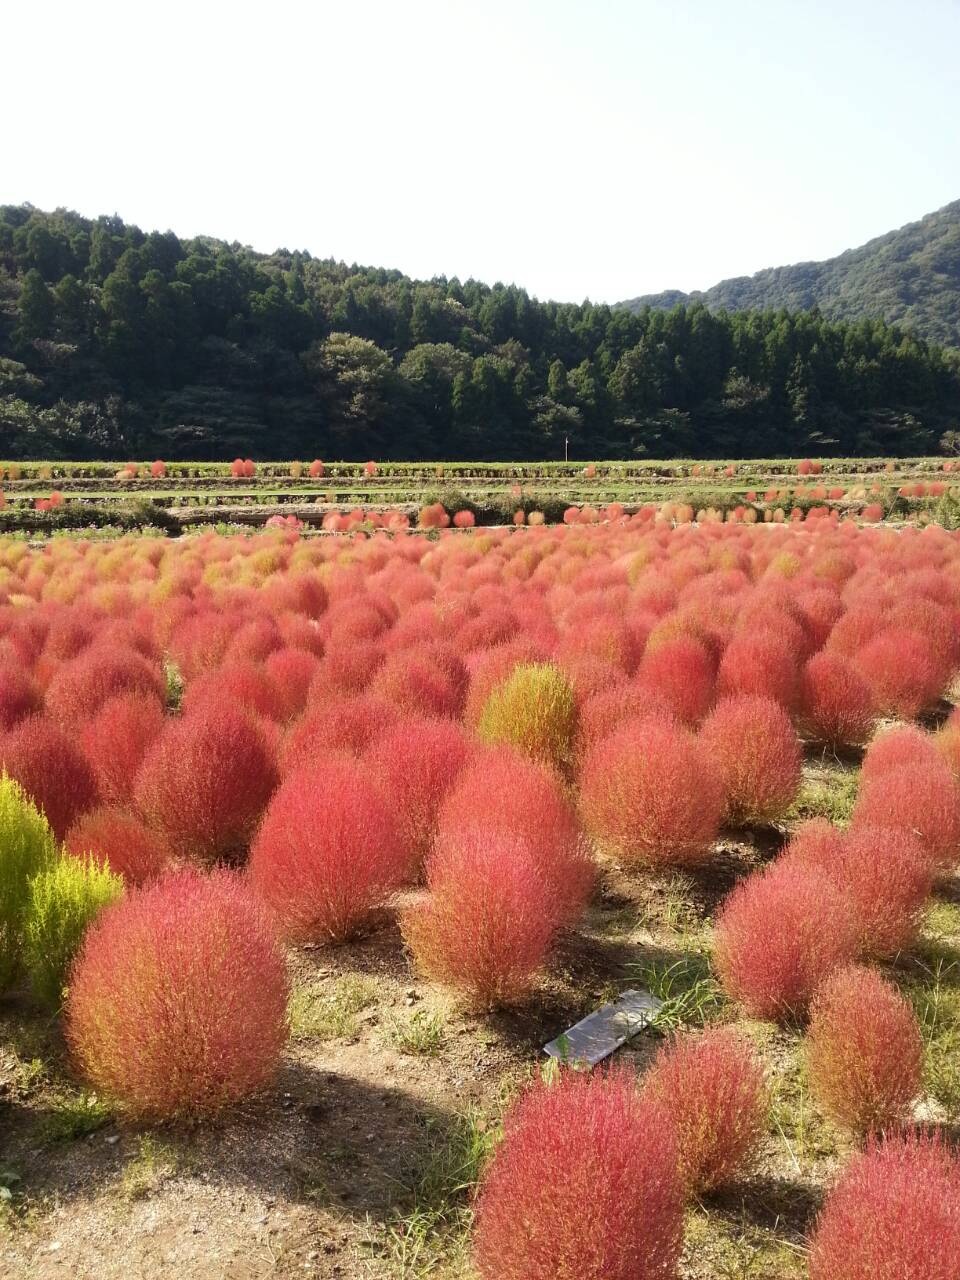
[6,0,959,303]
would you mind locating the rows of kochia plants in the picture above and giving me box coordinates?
[2,516,960,1276]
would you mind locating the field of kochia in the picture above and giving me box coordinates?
[3,475,960,1278]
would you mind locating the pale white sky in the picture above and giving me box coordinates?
[6,0,959,303]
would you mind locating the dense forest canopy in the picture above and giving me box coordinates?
[1,203,959,462]
[622,199,960,351]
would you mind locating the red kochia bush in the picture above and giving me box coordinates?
[436,747,593,921]
[854,627,945,718]
[79,693,165,807]
[798,651,875,747]
[717,630,799,710]
[852,761,960,871]
[634,635,715,724]
[66,869,289,1120]
[181,660,284,722]
[713,861,857,1021]
[860,725,944,784]
[0,665,41,731]
[0,715,99,839]
[134,707,278,863]
[785,822,932,958]
[473,1070,682,1280]
[44,646,165,722]
[806,964,923,1138]
[263,647,320,720]
[642,1028,769,1194]
[249,758,405,942]
[281,694,401,771]
[365,716,473,870]
[580,718,723,867]
[701,695,801,824]
[65,807,173,886]
[403,829,563,1006]
[808,1134,960,1280]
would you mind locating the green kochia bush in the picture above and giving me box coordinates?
[24,857,124,1009]
[0,775,58,992]
[477,663,577,772]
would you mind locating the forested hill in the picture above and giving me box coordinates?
[2,203,960,462]
[620,200,960,351]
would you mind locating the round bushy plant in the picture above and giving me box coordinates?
[806,964,923,1138]
[477,662,577,772]
[473,1069,682,1280]
[808,1133,960,1280]
[24,856,124,1008]
[403,828,562,1008]
[713,860,858,1021]
[580,718,723,867]
[642,1027,769,1195]
[249,757,406,942]
[0,775,59,992]
[66,868,289,1120]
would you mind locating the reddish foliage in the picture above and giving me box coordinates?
[281,694,401,770]
[701,695,801,824]
[853,627,946,717]
[642,1028,768,1194]
[79,693,165,807]
[0,715,99,839]
[473,1070,682,1280]
[308,638,383,700]
[799,651,875,747]
[182,660,284,722]
[249,757,405,942]
[167,610,237,681]
[463,641,549,723]
[806,964,923,1138]
[860,725,944,784]
[365,716,473,870]
[263,647,321,720]
[808,1133,960,1280]
[403,829,562,1006]
[134,707,278,863]
[370,647,464,718]
[65,807,172,885]
[436,747,593,920]
[44,645,165,722]
[580,718,723,866]
[852,761,960,871]
[785,822,932,958]
[576,684,676,755]
[66,869,288,1119]
[0,664,41,731]
[717,630,799,709]
[452,509,475,528]
[635,635,715,723]
[713,861,857,1021]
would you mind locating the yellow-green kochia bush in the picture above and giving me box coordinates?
[0,774,58,992]
[24,857,124,1009]
[477,663,577,772]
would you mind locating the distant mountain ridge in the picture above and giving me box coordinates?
[619,200,960,348]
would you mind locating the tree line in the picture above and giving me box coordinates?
[1,204,959,461]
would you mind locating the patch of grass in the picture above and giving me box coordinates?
[768,1042,838,1175]
[382,1110,498,1277]
[119,1136,180,1201]
[36,1091,111,1144]
[905,951,960,1119]
[637,873,704,938]
[289,974,379,1042]
[785,769,859,825]
[684,1210,806,1279]
[626,953,727,1030]
[389,1009,446,1057]
[163,661,184,710]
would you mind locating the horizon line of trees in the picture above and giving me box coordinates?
[2,203,959,462]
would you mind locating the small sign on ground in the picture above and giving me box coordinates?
[543,989,663,1068]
